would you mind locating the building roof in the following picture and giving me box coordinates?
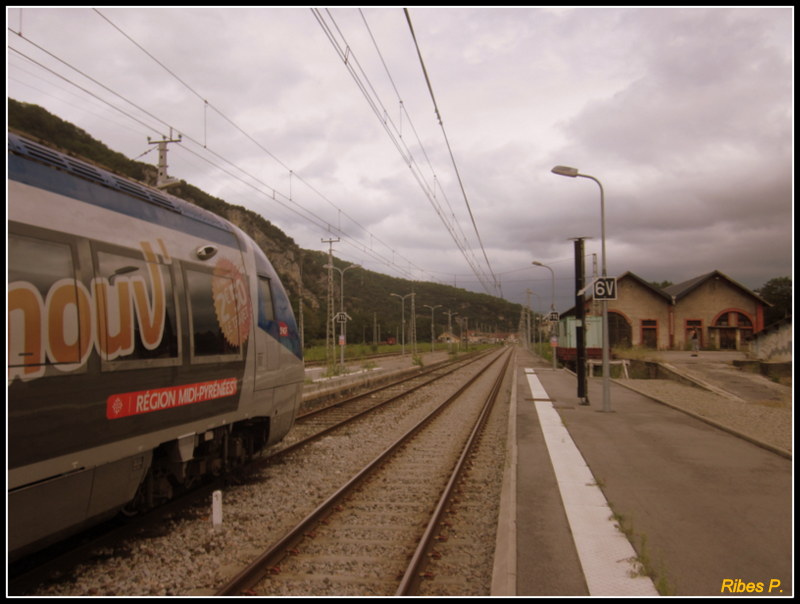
[618,271,674,303]
[663,270,771,306]
[558,270,769,316]
[560,271,671,317]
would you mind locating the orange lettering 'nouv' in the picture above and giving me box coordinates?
[46,280,92,368]
[133,242,166,350]
[8,284,44,379]
[93,279,135,359]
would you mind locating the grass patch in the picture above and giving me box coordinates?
[609,507,675,595]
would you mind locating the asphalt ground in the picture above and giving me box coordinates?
[509,348,793,597]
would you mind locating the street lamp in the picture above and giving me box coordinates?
[325,263,360,368]
[455,316,468,352]
[526,289,541,352]
[532,261,557,370]
[443,310,458,353]
[551,165,611,412]
[390,292,414,355]
[423,304,442,353]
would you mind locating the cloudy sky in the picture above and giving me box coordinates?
[7,6,793,311]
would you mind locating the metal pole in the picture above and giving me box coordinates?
[593,176,611,413]
[527,290,540,353]
[401,299,405,355]
[321,238,339,366]
[444,310,457,353]
[551,166,611,411]
[533,261,557,370]
[339,269,345,368]
[326,263,358,371]
[424,305,441,353]
[572,237,589,404]
[525,290,532,351]
[409,292,417,355]
[579,175,610,412]
[391,293,413,355]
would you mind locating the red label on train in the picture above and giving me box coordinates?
[107,377,239,419]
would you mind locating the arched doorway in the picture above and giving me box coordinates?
[710,310,753,350]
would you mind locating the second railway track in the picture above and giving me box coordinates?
[266,349,495,458]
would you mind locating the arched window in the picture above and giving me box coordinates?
[713,311,754,349]
[735,312,753,341]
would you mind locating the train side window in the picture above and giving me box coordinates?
[8,233,87,378]
[185,267,243,359]
[94,248,180,364]
[257,275,275,330]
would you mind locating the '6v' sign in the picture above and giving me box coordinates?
[593,277,618,300]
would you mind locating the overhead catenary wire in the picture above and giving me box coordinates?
[8,44,168,138]
[100,7,429,280]
[359,9,479,274]
[91,10,400,247]
[9,9,510,292]
[312,8,498,296]
[403,8,500,297]
[8,47,356,259]
[8,37,311,225]
[8,12,425,281]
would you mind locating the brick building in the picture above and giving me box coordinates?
[572,270,769,351]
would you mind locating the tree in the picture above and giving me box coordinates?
[756,277,792,326]
[650,280,674,290]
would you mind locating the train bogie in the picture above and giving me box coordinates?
[8,133,303,559]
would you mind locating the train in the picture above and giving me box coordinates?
[555,315,603,364]
[7,132,304,560]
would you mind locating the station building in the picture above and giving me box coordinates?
[572,270,770,352]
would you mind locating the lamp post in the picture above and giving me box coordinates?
[526,289,541,352]
[423,304,442,353]
[443,310,458,353]
[325,263,360,369]
[532,261,557,370]
[390,292,414,355]
[551,165,611,412]
[456,316,468,352]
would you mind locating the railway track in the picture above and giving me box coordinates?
[267,349,494,458]
[216,347,513,596]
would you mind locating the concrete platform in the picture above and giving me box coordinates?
[302,350,452,409]
[502,348,793,596]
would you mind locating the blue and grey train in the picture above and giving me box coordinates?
[8,132,304,560]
